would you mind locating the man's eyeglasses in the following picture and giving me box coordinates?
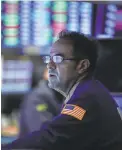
[42,55,79,64]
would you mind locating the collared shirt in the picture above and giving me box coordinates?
[64,81,79,105]
[64,77,84,105]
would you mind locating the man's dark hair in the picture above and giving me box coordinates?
[58,30,98,74]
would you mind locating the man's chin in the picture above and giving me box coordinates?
[48,82,67,97]
[48,82,58,89]
[48,82,53,89]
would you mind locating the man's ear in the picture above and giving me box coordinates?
[76,59,90,74]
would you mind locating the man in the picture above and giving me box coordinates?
[2,30,122,150]
[19,68,63,137]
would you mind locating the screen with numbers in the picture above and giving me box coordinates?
[1,56,33,94]
[1,1,122,54]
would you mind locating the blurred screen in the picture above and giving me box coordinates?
[113,95,122,108]
[95,4,122,38]
[2,1,122,54]
[1,56,33,94]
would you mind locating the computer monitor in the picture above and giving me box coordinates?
[2,56,33,94]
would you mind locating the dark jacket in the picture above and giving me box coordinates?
[2,79,122,150]
[19,80,63,137]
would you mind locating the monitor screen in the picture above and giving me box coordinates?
[112,93,122,108]
[94,4,122,38]
[1,1,122,53]
[1,56,33,94]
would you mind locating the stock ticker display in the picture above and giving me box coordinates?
[1,56,33,94]
[1,1,122,54]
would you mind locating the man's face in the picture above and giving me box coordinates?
[47,38,79,92]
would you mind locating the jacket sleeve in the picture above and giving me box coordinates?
[2,95,99,150]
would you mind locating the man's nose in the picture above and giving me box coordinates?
[47,60,56,69]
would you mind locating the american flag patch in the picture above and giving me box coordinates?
[61,104,86,120]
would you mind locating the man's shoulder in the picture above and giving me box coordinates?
[70,79,99,99]
[69,79,113,105]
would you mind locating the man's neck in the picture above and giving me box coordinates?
[55,73,89,98]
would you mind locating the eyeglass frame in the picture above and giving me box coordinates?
[42,54,82,64]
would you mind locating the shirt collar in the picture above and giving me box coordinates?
[64,76,84,104]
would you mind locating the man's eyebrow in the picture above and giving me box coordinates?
[54,53,64,56]
[51,53,64,57]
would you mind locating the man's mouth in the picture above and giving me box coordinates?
[49,74,56,77]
